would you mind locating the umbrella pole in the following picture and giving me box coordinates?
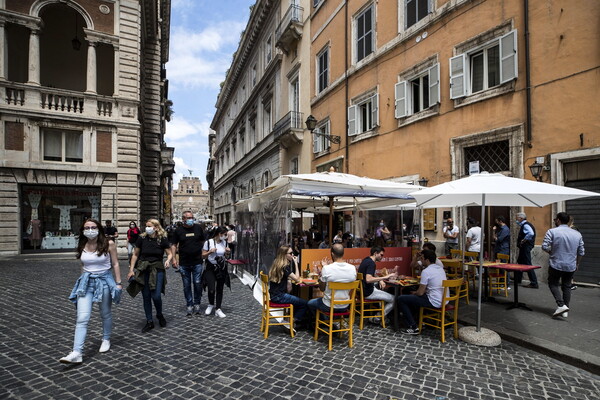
[476,195,486,332]
[328,196,334,245]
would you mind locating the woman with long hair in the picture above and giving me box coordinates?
[268,245,307,329]
[127,219,173,333]
[59,219,121,364]
[126,221,141,260]
[201,226,231,318]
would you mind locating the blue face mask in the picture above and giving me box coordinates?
[185,219,194,226]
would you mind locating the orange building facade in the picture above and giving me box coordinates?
[309,0,599,282]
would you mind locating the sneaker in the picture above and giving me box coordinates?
[400,327,420,335]
[59,351,82,364]
[552,305,569,317]
[193,304,202,315]
[570,285,577,291]
[99,340,110,353]
[186,306,193,317]
[563,312,569,318]
[205,305,215,315]
[142,321,154,333]
[157,314,167,327]
[369,317,382,325]
[215,308,226,318]
[524,283,539,289]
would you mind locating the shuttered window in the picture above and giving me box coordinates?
[96,131,112,163]
[5,121,24,151]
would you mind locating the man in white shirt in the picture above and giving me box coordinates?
[443,218,459,257]
[466,217,482,253]
[397,249,447,335]
[307,244,357,318]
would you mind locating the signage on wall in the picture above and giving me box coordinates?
[469,161,480,175]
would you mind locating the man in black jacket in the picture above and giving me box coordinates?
[171,211,206,316]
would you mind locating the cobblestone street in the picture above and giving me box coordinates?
[1,256,599,400]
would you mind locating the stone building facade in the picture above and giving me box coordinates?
[171,176,209,220]
[0,0,174,254]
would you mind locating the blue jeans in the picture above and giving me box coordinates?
[180,263,203,307]
[397,294,434,329]
[307,297,348,320]
[516,242,537,285]
[142,270,165,321]
[271,293,308,322]
[73,278,112,353]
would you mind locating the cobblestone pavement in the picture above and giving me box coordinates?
[1,257,599,400]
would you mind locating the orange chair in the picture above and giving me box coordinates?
[260,272,294,339]
[489,253,509,297]
[314,281,359,351]
[355,273,386,330]
[418,279,463,343]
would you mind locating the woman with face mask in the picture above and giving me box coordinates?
[60,219,121,364]
[126,221,141,261]
[201,226,231,318]
[127,219,173,332]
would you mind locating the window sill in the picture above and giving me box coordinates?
[398,105,439,128]
[313,149,331,159]
[349,128,378,144]
[453,80,515,108]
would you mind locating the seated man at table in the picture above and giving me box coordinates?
[397,249,447,335]
[307,244,357,320]
[410,242,444,276]
[358,246,397,323]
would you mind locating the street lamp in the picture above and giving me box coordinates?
[305,114,341,144]
[418,177,429,187]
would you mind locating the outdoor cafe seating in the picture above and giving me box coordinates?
[355,273,386,330]
[488,253,510,297]
[314,281,359,351]
[418,278,463,343]
[259,272,294,339]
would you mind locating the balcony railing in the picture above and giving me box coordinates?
[273,111,304,141]
[275,4,304,53]
[1,81,121,120]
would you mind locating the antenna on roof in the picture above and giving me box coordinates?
[187,169,193,176]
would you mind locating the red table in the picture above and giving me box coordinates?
[482,263,542,311]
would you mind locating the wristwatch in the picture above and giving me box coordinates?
[116,282,122,285]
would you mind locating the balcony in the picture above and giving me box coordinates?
[275,4,304,54]
[1,81,129,121]
[273,111,304,148]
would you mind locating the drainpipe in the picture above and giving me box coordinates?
[524,0,532,147]
[344,1,349,172]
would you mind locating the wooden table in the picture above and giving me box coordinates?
[385,277,420,331]
[482,263,542,311]
[464,260,502,301]
[293,279,319,300]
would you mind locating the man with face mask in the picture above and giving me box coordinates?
[516,212,538,288]
[170,211,206,316]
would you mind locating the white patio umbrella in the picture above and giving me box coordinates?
[409,172,600,332]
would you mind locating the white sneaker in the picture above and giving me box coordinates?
[59,351,82,364]
[552,305,569,317]
[215,308,226,318]
[99,340,110,353]
[205,305,214,315]
[563,312,568,318]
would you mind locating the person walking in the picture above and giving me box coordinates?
[516,212,538,288]
[127,219,173,332]
[60,219,121,364]
[542,212,585,318]
[171,211,206,316]
[268,245,308,329]
[103,220,119,242]
[226,224,237,259]
[202,226,231,318]
[126,221,141,261]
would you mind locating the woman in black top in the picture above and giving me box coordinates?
[127,219,173,333]
[268,245,307,328]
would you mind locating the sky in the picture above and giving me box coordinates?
[165,0,255,190]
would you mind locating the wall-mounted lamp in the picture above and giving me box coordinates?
[529,156,549,182]
[418,177,429,187]
[305,114,341,144]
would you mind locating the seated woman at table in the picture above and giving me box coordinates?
[268,245,308,329]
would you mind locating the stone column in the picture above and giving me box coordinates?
[113,45,119,96]
[86,40,97,93]
[27,28,40,85]
[0,21,6,80]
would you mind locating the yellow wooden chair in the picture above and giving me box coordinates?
[489,253,509,297]
[418,279,463,343]
[464,251,480,290]
[442,258,469,305]
[260,272,294,339]
[314,281,359,351]
[355,273,386,330]
[450,249,463,259]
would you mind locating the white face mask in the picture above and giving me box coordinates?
[83,230,99,239]
[146,227,155,235]
[220,235,227,241]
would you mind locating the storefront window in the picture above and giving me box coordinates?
[21,185,101,252]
